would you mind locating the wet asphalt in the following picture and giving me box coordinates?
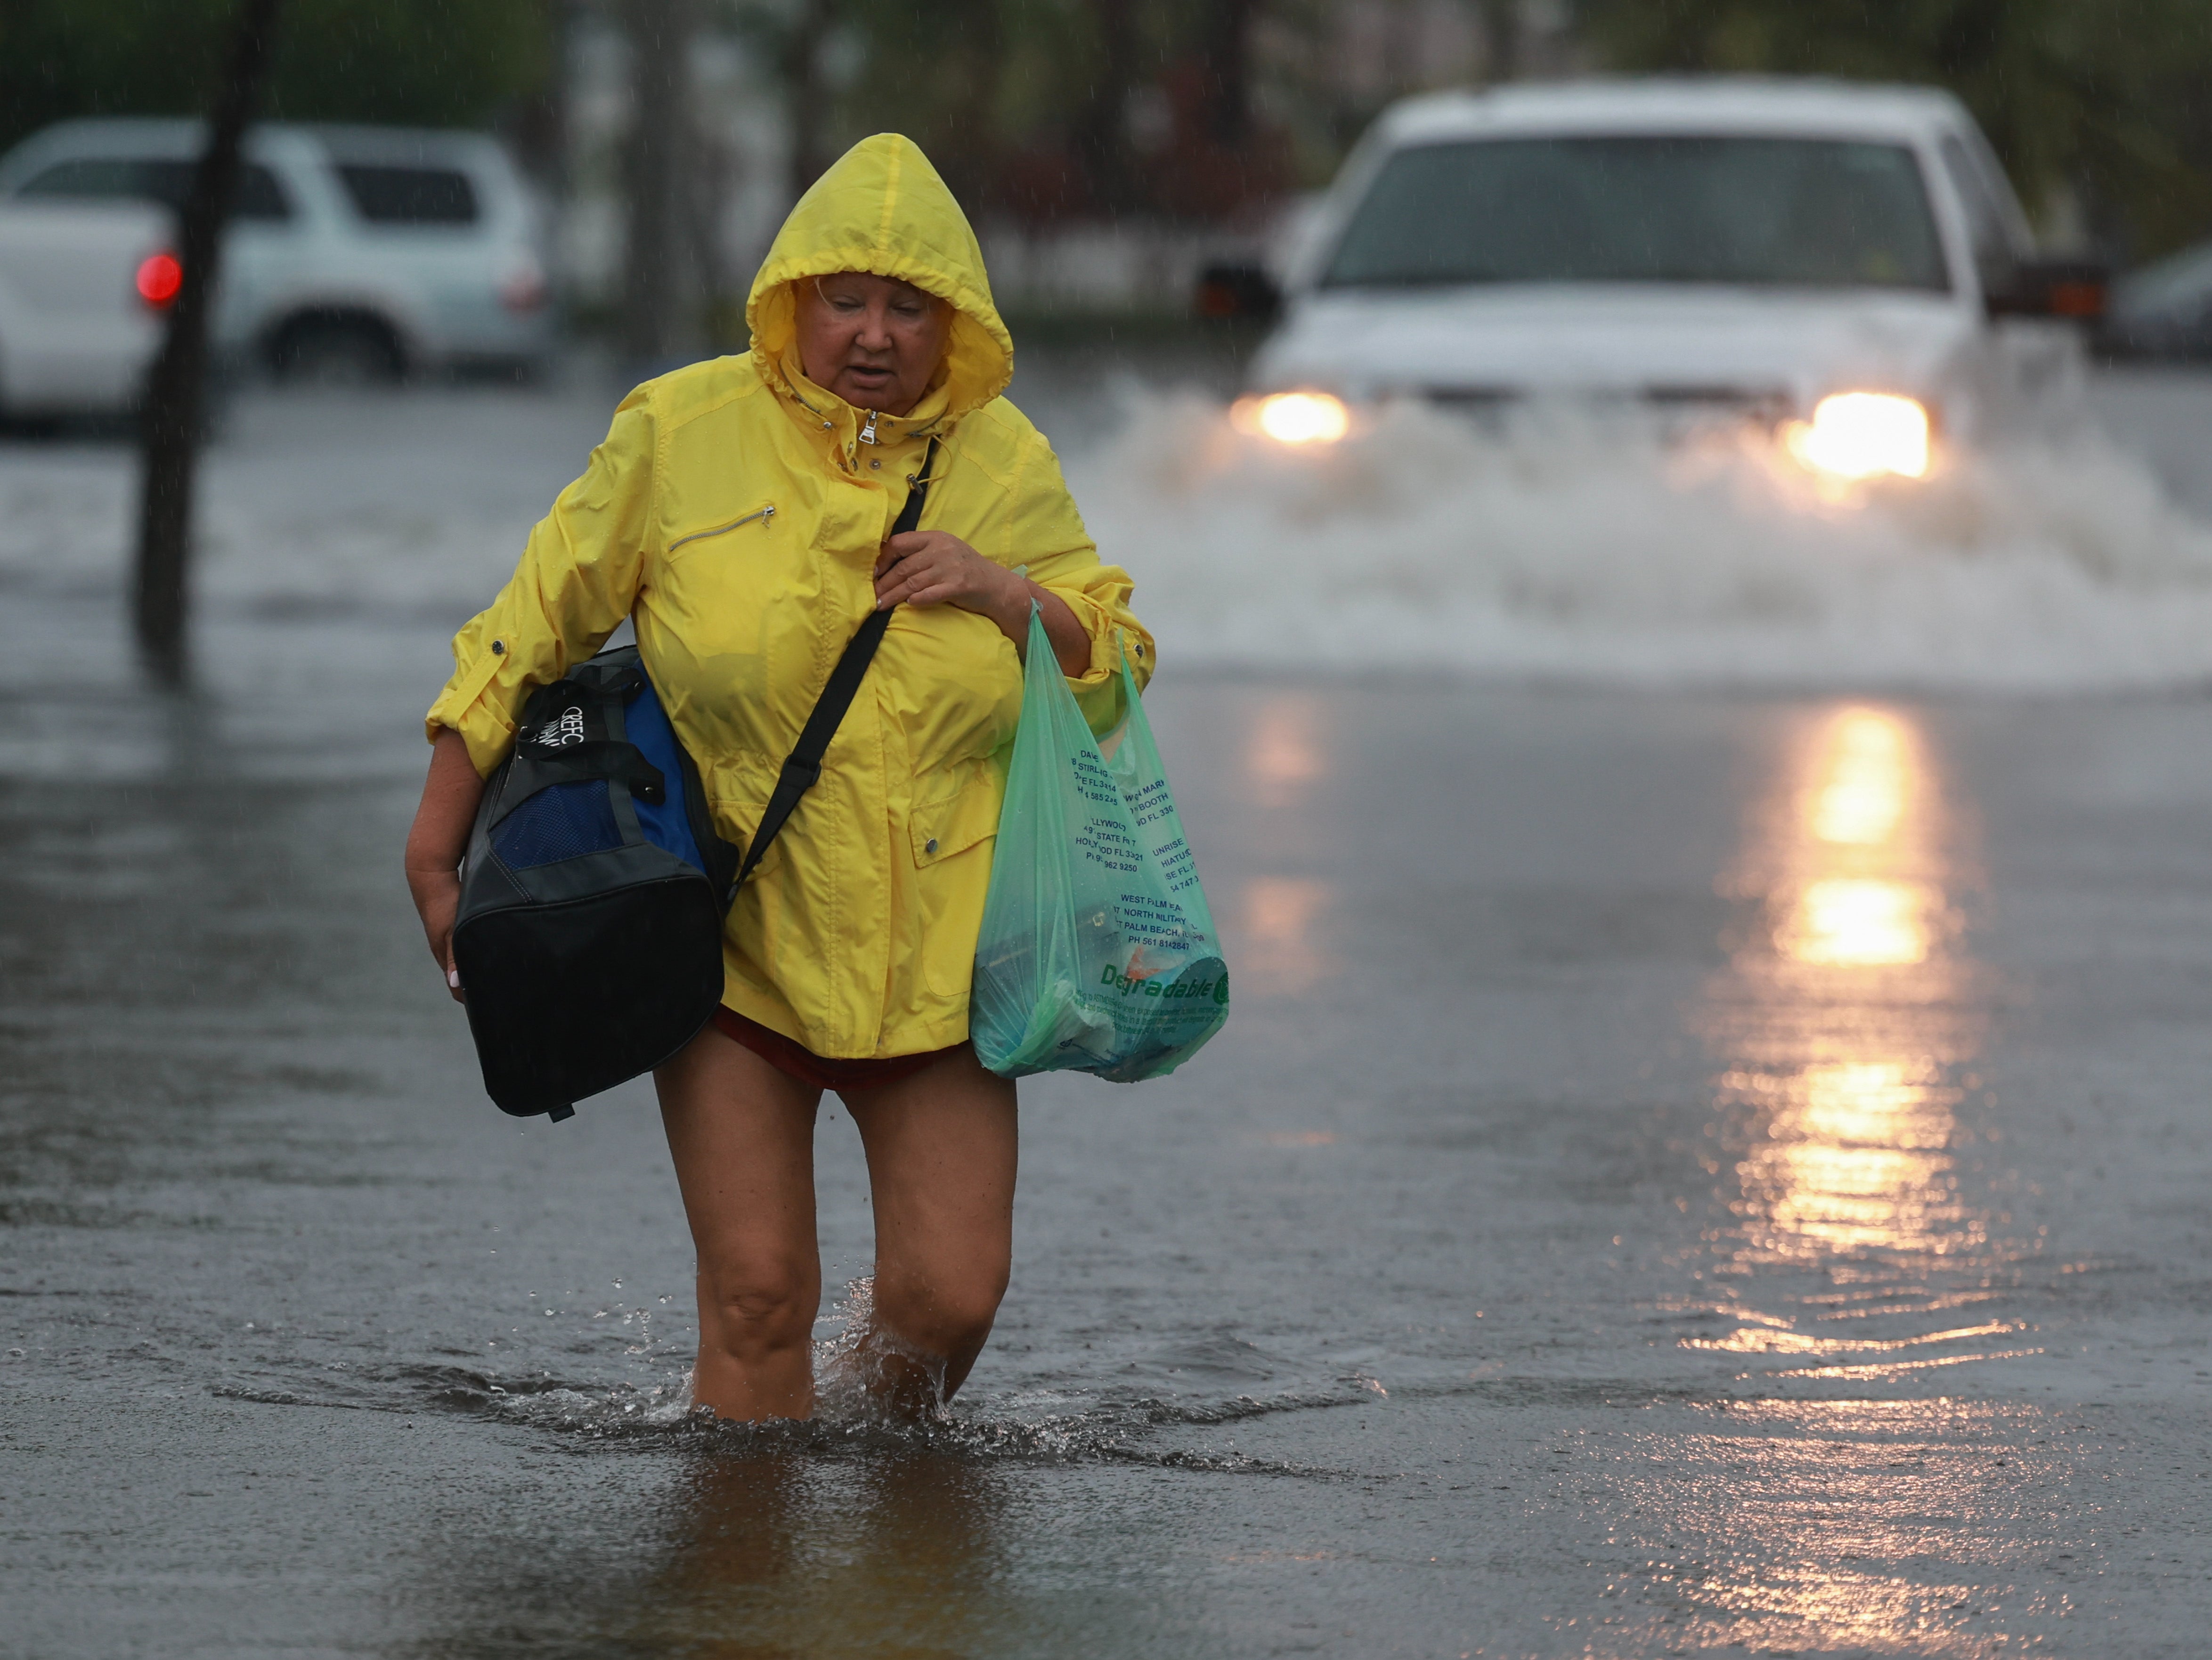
[5,364,2212,1657]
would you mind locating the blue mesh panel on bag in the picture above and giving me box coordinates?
[621,676,708,875]
[493,780,624,869]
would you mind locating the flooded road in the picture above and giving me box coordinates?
[7,368,2212,1655]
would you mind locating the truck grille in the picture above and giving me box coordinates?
[1420,383,1794,433]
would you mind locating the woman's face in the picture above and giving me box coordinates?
[794,272,950,416]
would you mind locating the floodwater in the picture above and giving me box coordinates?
[6,359,2212,1657]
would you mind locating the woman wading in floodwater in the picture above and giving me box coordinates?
[402,136,1150,1421]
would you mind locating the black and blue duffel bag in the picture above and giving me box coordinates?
[453,441,937,1121]
[450,647,743,1120]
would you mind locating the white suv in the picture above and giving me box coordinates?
[0,118,553,382]
[1236,79,2100,480]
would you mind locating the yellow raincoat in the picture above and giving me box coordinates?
[426,135,1153,1059]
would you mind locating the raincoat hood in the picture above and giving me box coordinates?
[747,134,1013,425]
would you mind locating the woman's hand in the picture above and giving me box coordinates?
[875,530,1092,676]
[873,530,1022,619]
[406,727,485,1004]
[408,868,464,1002]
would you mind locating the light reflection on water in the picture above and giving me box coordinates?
[1780,876,1939,967]
[1673,703,2047,1635]
[1237,875,1334,995]
[1694,703,2030,1363]
[1232,694,1337,995]
[1724,1058,1981,1262]
[1808,706,1911,845]
[1600,1400,2077,1653]
[1243,696,1326,800]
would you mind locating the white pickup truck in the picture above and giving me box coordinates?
[0,197,171,419]
[1220,78,2104,483]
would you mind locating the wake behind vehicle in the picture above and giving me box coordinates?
[1209,79,2105,483]
[0,118,552,399]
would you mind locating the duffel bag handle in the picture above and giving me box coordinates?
[490,740,667,824]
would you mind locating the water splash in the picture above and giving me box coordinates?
[209,1337,1373,1470]
[808,1274,952,1426]
[1071,388,2212,692]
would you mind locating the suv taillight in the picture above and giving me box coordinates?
[136,252,183,309]
[499,265,547,314]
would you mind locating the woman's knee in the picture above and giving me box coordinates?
[698,1258,818,1356]
[872,1264,1006,1359]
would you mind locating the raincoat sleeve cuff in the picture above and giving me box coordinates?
[1043,579,1153,693]
[425,635,523,778]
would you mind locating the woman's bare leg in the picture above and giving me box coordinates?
[840,1045,1018,1415]
[656,1023,824,1422]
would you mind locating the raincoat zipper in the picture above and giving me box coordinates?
[667,504,775,553]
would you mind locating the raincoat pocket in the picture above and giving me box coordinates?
[912,776,1000,997]
[970,610,1228,1082]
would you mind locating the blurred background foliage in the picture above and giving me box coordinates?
[3,0,2210,262]
[0,0,550,146]
[743,0,2212,258]
[727,0,1301,223]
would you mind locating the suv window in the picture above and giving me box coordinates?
[17,156,292,220]
[336,164,477,226]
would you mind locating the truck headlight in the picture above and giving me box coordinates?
[1782,393,1932,480]
[1232,391,1351,446]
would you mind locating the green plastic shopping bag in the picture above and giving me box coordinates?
[971,609,1228,1081]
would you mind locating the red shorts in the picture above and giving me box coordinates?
[710,1006,964,1093]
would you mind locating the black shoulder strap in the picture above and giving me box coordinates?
[732,436,939,895]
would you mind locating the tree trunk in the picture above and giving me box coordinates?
[1074,0,1135,216]
[504,0,575,192]
[1478,0,1520,83]
[1199,0,1255,148]
[134,0,280,686]
[778,0,843,203]
[619,0,699,367]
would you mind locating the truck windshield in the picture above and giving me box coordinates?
[1324,135,1949,293]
